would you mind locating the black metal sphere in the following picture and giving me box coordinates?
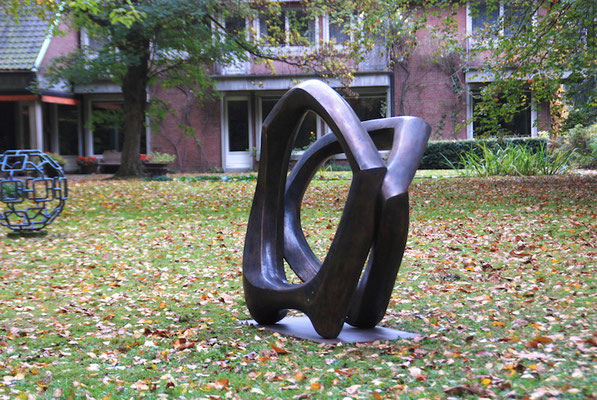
[0,150,68,232]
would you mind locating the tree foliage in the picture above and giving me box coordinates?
[5,0,460,176]
[42,0,438,176]
[6,0,593,172]
[47,0,268,176]
[0,0,142,26]
[468,0,596,135]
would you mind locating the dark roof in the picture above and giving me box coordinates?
[0,12,51,71]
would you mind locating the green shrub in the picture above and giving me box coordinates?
[453,143,572,176]
[551,123,597,169]
[148,152,176,163]
[325,161,351,172]
[142,175,173,181]
[419,137,547,169]
[1,181,22,200]
[45,152,67,167]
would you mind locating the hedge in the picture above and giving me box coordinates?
[419,137,548,169]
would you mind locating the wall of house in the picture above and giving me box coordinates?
[149,86,222,172]
[393,7,468,140]
[393,57,467,140]
[40,22,79,69]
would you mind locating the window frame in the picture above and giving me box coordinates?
[84,95,150,157]
[216,16,251,73]
[465,84,538,139]
[322,89,391,161]
[323,14,354,47]
[254,5,320,54]
[466,1,534,49]
[255,93,323,159]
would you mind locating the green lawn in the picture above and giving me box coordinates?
[0,172,595,399]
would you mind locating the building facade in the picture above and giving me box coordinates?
[0,3,551,172]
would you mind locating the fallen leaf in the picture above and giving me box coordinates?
[173,338,196,350]
[444,384,491,397]
[269,342,290,354]
[295,370,306,381]
[527,336,553,348]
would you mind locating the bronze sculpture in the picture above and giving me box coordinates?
[243,80,431,339]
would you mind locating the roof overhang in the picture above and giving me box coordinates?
[74,81,122,94]
[213,71,392,92]
[465,67,574,84]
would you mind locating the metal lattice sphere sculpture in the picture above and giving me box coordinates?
[243,80,431,339]
[0,150,68,232]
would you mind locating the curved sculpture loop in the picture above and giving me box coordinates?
[0,150,68,232]
[243,80,431,339]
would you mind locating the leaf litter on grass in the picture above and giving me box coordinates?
[0,174,595,399]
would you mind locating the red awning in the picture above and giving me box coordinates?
[0,94,80,105]
[41,95,80,105]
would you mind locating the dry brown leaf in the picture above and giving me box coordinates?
[294,370,306,382]
[444,384,491,397]
[372,391,384,399]
[527,336,553,348]
[269,342,290,354]
[173,338,196,351]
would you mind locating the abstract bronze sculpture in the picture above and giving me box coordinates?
[243,80,431,339]
[0,150,68,232]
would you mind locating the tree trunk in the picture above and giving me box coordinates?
[115,35,150,178]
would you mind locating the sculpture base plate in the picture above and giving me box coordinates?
[243,316,418,344]
[6,230,48,238]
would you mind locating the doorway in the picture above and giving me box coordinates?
[223,97,252,171]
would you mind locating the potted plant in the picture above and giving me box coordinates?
[45,152,67,169]
[142,152,176,176]
[77,156,99,174]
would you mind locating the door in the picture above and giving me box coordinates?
[223,97,252,171]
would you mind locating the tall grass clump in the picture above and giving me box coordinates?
[450,143,572,176]
[551,123,597,169]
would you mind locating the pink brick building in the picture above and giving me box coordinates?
[0,3,550,172]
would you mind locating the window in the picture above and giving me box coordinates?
[470,1,527,38]
[471,89,532,137]
[91,102,123,154]
[227,100,250,152]
[503,4,526,36]
[345,95,388,121]
[91,102,147,154]
[260,97,318,151]
[217,16,250,74]
[57,105,79,155]
[258,6,316,47]
[328,20,351,45]
[81,29,108,52]
[0,103,17,152]
[225,16,246,36]
[325,14,355,46]
[471,2,499,35]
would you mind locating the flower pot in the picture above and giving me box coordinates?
[143,162,169,177]
[79,164,98,174]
